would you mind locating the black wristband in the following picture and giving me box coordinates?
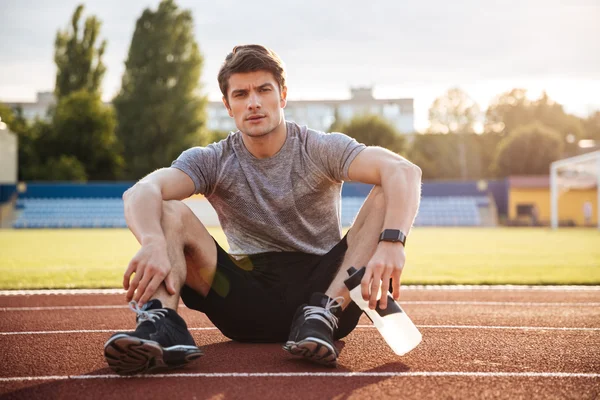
[378,229,407,246]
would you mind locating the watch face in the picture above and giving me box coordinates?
[380,229,406,244]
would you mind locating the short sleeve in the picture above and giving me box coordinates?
[171,144,221,195]
[305,130,366,182]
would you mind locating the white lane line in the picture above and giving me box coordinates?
[2,325,599,336]
[1,371,599,382]
[2,285,600,296]
[0,328,217,335]
[3,301,600,312]
[1,305,127,311]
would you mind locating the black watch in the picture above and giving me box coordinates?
[378,229,407,246]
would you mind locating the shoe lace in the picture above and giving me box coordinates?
[129,300,168,325]
[303,296,345,332]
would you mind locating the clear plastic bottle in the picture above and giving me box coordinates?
[344,266,422,355]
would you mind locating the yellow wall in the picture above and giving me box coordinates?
[509,188,597,226]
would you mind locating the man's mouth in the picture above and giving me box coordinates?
[247,115,265,121]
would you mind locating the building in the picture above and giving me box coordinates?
[6,87,415,134]
[207,86,414,134]
[4,91,55,121]
[508,175,597,227]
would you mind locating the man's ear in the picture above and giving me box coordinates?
[280,86,287,109]
[222,96,233,117]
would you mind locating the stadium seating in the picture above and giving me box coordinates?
[13,198,127,228]
[341,196,487,227]
[14,195,490,229]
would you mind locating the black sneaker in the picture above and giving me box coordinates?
[283,293,344,367]
[104,299,203,375]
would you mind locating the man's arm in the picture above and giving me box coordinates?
[347,146,422,309]
[122,167,195,305]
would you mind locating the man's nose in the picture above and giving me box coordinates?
[247,93,261,110]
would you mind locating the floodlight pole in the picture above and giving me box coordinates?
[550,163,558,230]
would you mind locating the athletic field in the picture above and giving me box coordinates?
[0,227,598,289]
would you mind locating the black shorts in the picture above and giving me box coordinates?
[180,236,363,343]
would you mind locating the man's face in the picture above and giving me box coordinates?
[223,70,287,138]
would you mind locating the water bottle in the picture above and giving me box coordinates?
[344,266,422,355]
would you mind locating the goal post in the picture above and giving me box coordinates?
[550,151,600,230]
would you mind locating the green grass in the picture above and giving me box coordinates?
[0,227,599,289]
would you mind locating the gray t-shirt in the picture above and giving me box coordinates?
[171,121,365,256]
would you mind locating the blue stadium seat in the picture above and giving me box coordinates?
[12,198,127,229]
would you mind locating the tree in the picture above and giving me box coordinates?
[114,0,207,179]
[485,90,584,151]
[54,4,106,98]
[51,90,122,180]
[338,114,405,154]
[583,111,600,140]
[407,132,503,180]
[493,122,564,177]
[428,87,480,134]
[484,88,531,134]
[34,155,88,182]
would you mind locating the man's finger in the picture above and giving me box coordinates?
[126,266,144,301]
[392,269,402,300]
[139,275,163,306]
[123,260,138,290]
[369,279,381,309]
[133,270,153,304]
[361,269,372,301]
[379,273,391,309]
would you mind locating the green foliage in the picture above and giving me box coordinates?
[428,87,480,134]
[337,114,405,154]
[205,129,230,144]
[485,90,584,156]
[114,0,207,179]
[485,88,530,134]
[35,155,88,181]
[54,5,106,98]
[10,91,122,181]
[51,90,122,180]
[408,132,504,180]
[493,122,564,176]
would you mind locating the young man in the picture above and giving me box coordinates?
[104,44,421,375]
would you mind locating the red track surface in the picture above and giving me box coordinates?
[1,287,599,399]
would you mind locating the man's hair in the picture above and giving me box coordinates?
[218,45,286,102]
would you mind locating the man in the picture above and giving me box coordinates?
[104,44,421,375]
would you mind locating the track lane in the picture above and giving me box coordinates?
[1,288,599,399]
[0,328,598,378]
[1,303,599,332]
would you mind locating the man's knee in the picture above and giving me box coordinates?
[161,200,192,235]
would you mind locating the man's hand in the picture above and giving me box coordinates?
[360,242,406,310]
[123,238,176,306]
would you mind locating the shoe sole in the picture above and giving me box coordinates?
[283,337,338,367]
[104,334,203,376]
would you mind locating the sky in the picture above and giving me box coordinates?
[1,0,599,132]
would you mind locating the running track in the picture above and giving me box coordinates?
[0,286,599,399]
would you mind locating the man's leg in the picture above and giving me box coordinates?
[148,200,218,309]
[325,186,386,304]
[104,200,217,375]
[284,186,386,366]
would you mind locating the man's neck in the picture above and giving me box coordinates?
[241,120,287,159]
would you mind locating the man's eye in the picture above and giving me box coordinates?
[260,87,271,92]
